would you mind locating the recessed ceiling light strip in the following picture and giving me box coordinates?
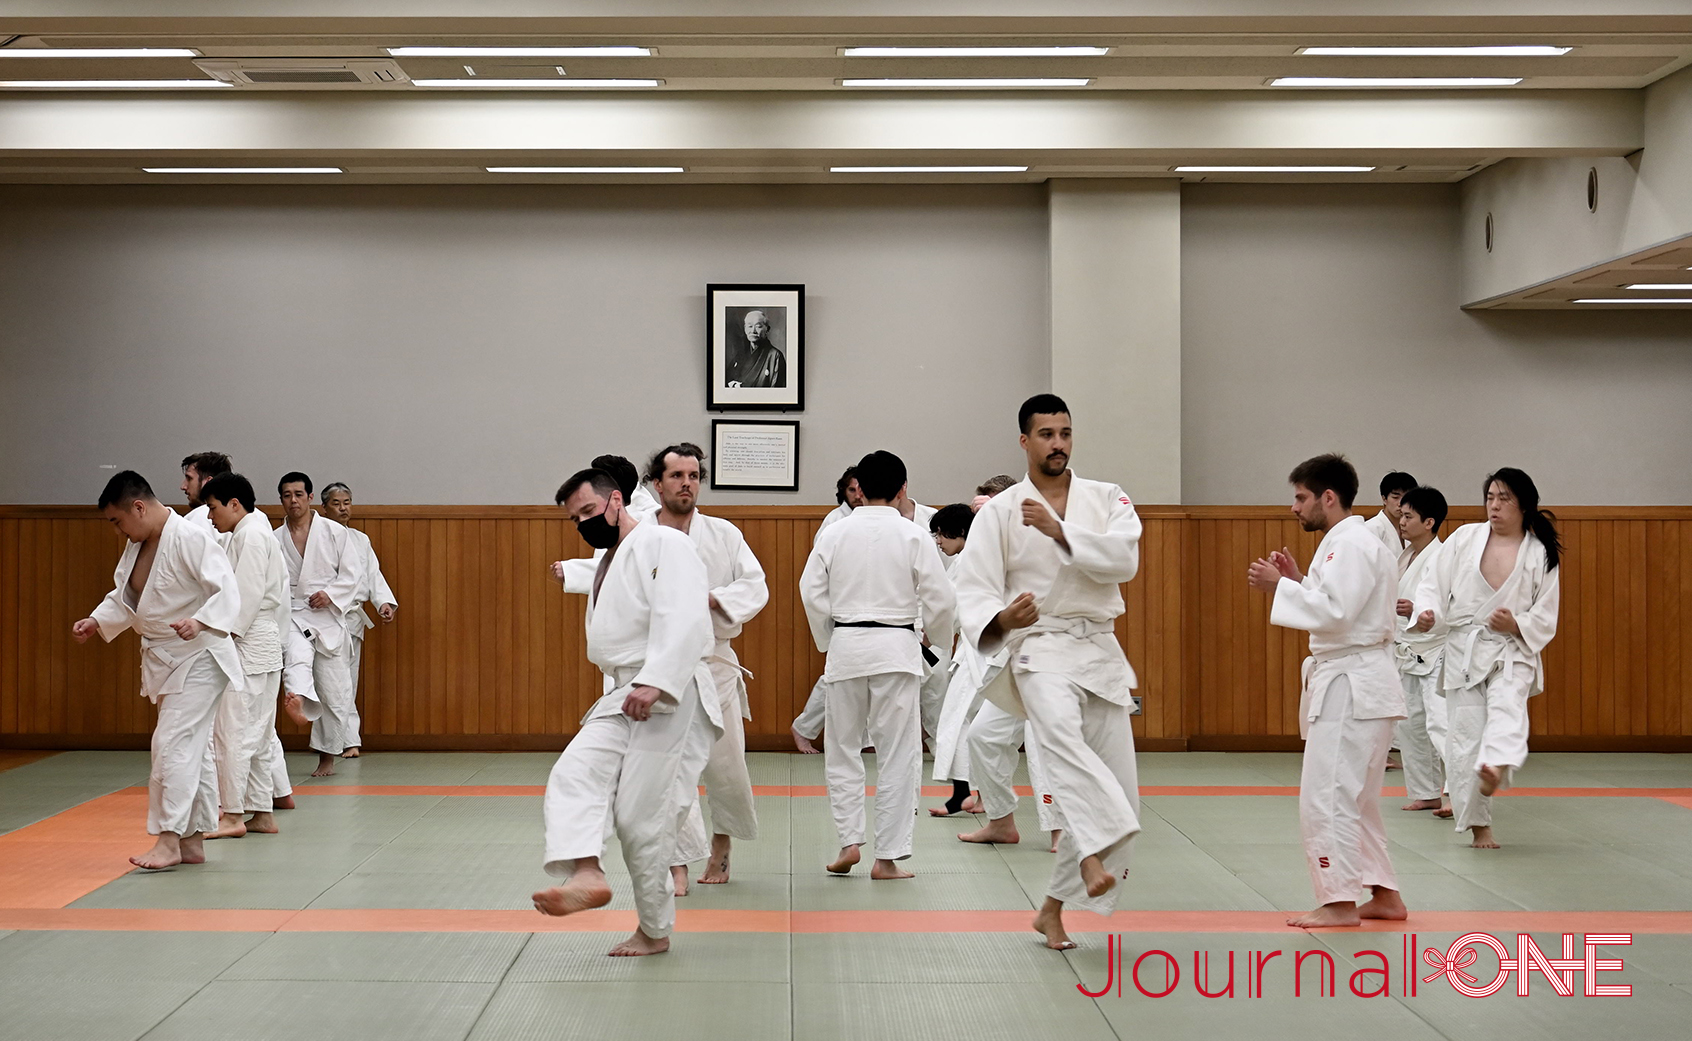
[0,47,202,58]
[830,166,1029,173]
[143,167,344,174]
[412,78,660,88]
[389,46,651,57]
[841,47,1109,57]
[0,79,228,88]
[1174,165,1376,172]
[840,78,1089,88]
[1271,76,1522,87]
[486,166,685,173]
[1297,46,1569,56]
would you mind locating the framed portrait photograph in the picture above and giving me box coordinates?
[706,283,804,411]
[711,419,800,492]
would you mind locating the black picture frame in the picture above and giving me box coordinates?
[710,419,801,492]
[706,283,805,412]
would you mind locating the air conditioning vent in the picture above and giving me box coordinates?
[194,58,410,88]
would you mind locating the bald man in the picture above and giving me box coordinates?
[725,310,787,389]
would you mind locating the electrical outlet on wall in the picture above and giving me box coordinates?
[1131,695,1143,716]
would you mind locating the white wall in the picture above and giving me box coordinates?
[0,183,1050,506]
[1183,183,1692,506]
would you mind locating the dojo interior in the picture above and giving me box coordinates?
[3,3,1692,1039]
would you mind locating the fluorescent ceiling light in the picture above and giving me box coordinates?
[412,78,660,88]
[1175,165,1376,173]
[841,46,1109,57]
[1624,283,1692,290]
[0,47,202,58]
[143,167,344,174]
[1298,45,1570,56]
[0,79,228,89]
[830,166,1029,173]
[1272,76,1522,87]
[487,166,685,173]
[841,78,1089,88]
[1574,298,1692,304]
[388,46,650,57]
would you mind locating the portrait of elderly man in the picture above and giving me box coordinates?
[725,308,788,389]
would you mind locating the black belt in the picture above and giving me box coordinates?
[832,621,938,667]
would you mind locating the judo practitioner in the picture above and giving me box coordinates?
[179,451,232,534]
[200,474,290,839]
[73,471,242,869]
[550,455,658,596]
[791,465,867,753]
[1365,470,1416,553]
[320,482,398,701]
[1248,453,1407,929]
[953,395,1143,949]
[800,450,954,879]
[275,472,362,777]
[927,504,980,813]
[533,467,714,958]
[1412,468,1562,849]
[1393,485,1450,814]
[645,443,769,891]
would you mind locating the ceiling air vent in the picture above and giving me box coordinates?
[193,58,410,88]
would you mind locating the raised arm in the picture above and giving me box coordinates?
[1056,485,1142,584]
[1270,544,1372,634]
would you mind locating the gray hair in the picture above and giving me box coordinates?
[320,482,352,499]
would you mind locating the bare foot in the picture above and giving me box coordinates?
[205,813,247,839]
[343,747,361,759]
[1358,887,1408,920]
[1401,798,1442,812]
[532,877,614,917]
[928,806,966,817]
[129,834,183,870]
[608,929,670,957]
[827,845,861,874]
[671,864,690,897]
[1385,759,1401,771]
[698,837,731,884]
[1432,805,1453,819]
[791,727,820,754]
[961,794,982,813]
[282,693,311,727]
[244,812,279,834]
[311,754,337,778]
[1469,825,1501,849]
[272,794,295,810]
[958,815,1019,845]
[1286,902,1361,928]
[1033,898,1076,950]
[870,859,913,880]
[179,833,206,864]
[1048,829,1062,853]
[1081,854,1117,899]
[1478,764,1502,797]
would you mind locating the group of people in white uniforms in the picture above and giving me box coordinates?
[73,453,398,868]
[1249,454,1560,928]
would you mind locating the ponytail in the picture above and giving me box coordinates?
[1484,468,1562,571]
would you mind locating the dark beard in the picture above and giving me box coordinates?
[1039,455,1067,477]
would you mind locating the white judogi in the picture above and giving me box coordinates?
[184,503,215,535]
[671,510,769,867]
[1271,513,1405,907]
[214,510,288,815]
[801,505,954,862]
[1365,510,1405,553]
[556,493,661,595]
[1394,537,1449,804]
[1413,522,1560,830]
[954,473,1141,915]
[543,520,714,941]
[630,483,660,519]
[793,504,852,741]
[89,511,241,837]
[276,513,360,755]
[343,525,397,699]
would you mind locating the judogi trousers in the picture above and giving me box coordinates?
[1446,661,1534,830]
[676,659,761,865]
[823,672,921,860]
[1301,675,1398,905]
[919,658,946,741]
[1017,672,1138,915]
[285,629,359,756]
[239,671,282,813]
[544,680,703,940]
[1394,669,1447,803]
[967,700,1066,833]
[150,654,229,837]
[213,669,281,815]
[267,733,293,800]
[793,677,827,741]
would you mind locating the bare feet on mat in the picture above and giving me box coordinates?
[1048,829,1062,853]
[311,754,337,778]
[1432,805,1453,819]
[1080,854,1116,899]
[205,813,247,839]
[1468,825,1500,849]
[698,837,731,884]
[608,929,670,957]
[282,694,310,727]
[1401,798,1442,811]
[827,845,861,874]
[929,806,967,817]
[1478,764,1502,797]
[1033,899,1077,950]
[129,834,183,870]
[671,864,690,897]
[244,812,279,834]
[870,859,913,880]
[272,795,295,810]
[958,815,1019,845]
[961,794,982,813]
[342,747,361,759]
[1358,887,1408,920]
[533,877,613,917]
[791,727,820,754]
[1287,902,1362,929]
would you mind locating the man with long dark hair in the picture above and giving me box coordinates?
[1411,468,1562,849]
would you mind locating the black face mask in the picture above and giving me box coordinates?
[576,502,621,549]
